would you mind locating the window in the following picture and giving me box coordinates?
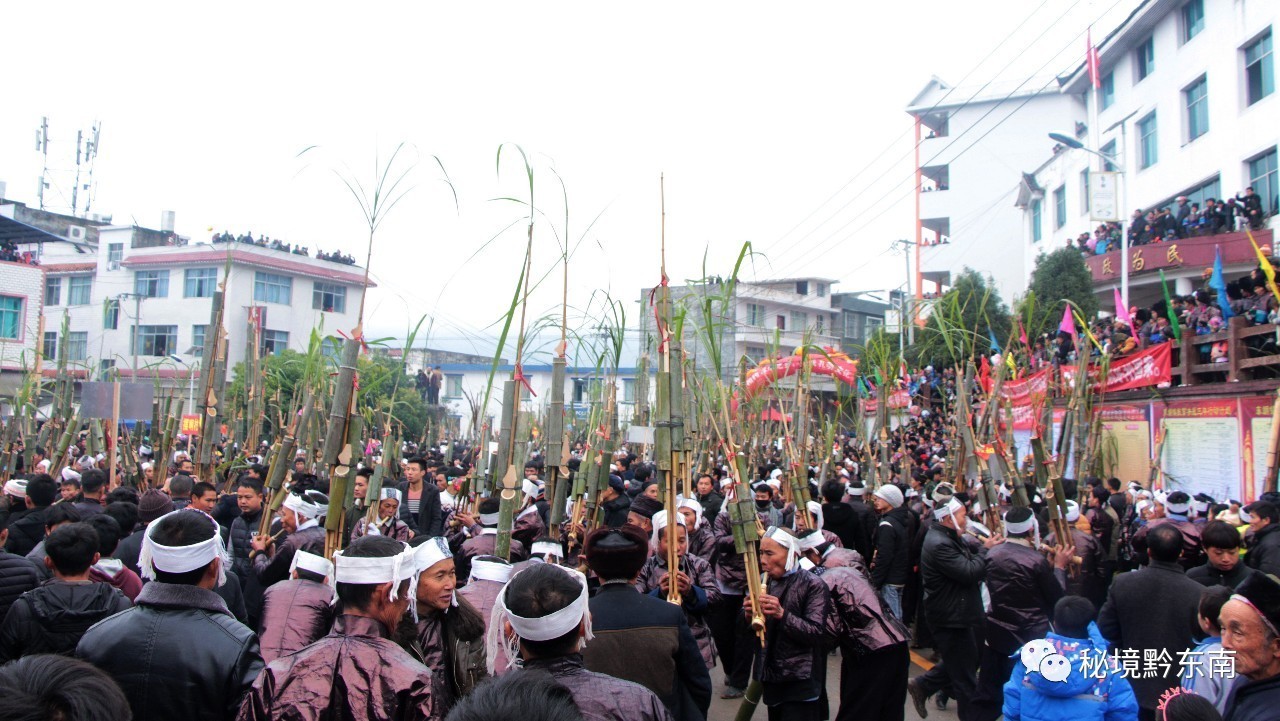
[67,276,91,305]
[44,277,61,306]
[1031,199,1043,242]
[1184,76,1209,142]
[1101,72,1115,110]
[866,317,884,335]
[745,345,766,363]
[98,359,115,381]
[1100,140,1119,172]
[746,303,765,327]
[0,297,21,340]
[843,312,860,339]
[134,270,169,298]
[1053,186,1067,229]
[519,375,533,401]
[1246,31,1274,105]
[184,268,217,298]
[131,325,177,356]
[65,331,87,362]
[1080,169,1091,214]
[43,331,57,359]
[795,281,809,296]
[1251,148,1278,215]
[815,314,825,335]
[107,243,123,265]
[312,282,346,313]
[445,374,463,399]
[192,324,208,356]
[816,283,827,298]
[321,337,341,358]
[1136,36,1155,81]
[790,311,808,331]
[776,315,786,331]
[254,272,292,305]
[261,329,289,355]
[1182,0,1204,43]
[1138,112,1158,169]
[103,299,118,330]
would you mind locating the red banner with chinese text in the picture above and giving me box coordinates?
[1060,343,1172,394]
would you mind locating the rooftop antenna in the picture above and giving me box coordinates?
[35,117,49,210]
[82,121,103,218]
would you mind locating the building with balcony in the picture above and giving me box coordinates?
[1017,0,1278,307]
[831,290,897,355]
[908,77,1086,300]
[0,199,371,394]
[638,277,841,383]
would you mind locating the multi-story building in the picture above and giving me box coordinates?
[1018,0,1277,305]
[0,209,52,395]
[831,290,896,355]
[639,277,842,382]
[908,77,1086,301]
[1,199,370,394]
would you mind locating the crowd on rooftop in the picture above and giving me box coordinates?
[1071,187,1270,257]
[211,231,358,265]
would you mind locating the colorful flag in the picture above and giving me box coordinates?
[1159,269,1182,342]
[1086,27,1101,89]
[988,328,1001,352]
[1018,319,1029,347]
[1248,230,1280,300]
[1059,305,1076,337]
[1005,349,1018,379]
[1113,288,1135,332]
[1210,245,1234,319]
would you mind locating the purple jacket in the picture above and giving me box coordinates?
[257,579,335,664]
[457,578,508,674]
[686,523,716,565]
[522,655,675,721]
[754,569,831,686]
[711,509,772,594]
[238,614,434,721]
[819,545,867,574]
[635,553,720,668]
[459,531,527,580]
[817,566,907,654]
[984,540,1065,655]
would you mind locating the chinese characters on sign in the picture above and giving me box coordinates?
[1076,648,1235,681]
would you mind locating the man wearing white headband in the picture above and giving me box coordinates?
[750,526,831,720]
[410,536,488,717]
[514,477,548,551]
[1042,501,1104,603]
[242,535,434,720]
[351,487,412,542]
[676,497,715,562]
[456,497,528,583]
[1131,490,1203,569]
[257,550,336,664]
[635,510,719,671]
[458,554,516,674]
[909,495,1000,720]
[77,509,265,721]
[488,561,671,721]
[252,486,328,589]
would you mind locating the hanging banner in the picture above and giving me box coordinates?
[864,389,911,413]
[739,348,858,401]
[1061,343,1172,394]
[180,414,203,435]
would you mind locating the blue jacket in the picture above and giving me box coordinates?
[1004,622,1139,721]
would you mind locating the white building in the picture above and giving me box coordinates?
[0,200,370,394]
[1018,0,1278,305]
[640,277,843,382]
[908,78,1086,300]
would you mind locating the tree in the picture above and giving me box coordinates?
[909,268,1013,369]
[1025,247,1098,339]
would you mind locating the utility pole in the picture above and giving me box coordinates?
[892,239,917,354]
[35,117,49,211]
[118,292,145,379]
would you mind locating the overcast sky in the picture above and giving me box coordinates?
[0,0,1140,368]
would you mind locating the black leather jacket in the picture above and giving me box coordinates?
[76,581,263,721]
[921,522,988,630]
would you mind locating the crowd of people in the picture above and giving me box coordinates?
[0,239,39,265]
[1071,187,1269,257]
[211,231,358,265]
[0,413,1278,721]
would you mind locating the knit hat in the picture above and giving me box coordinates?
[628,495,663,520]
[3,479,27,498]
[873,485,904,509]
[138,489,176,524]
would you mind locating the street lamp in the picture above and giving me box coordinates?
[1048,132,1129,310]
[168,353,200,411]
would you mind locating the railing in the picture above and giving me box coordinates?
[1169,316,1280,385]
[1084,228,1274,284]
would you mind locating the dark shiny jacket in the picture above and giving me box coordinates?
[0,549,41,620]
[254,525,324,588]
[1188,559,1257,588]
[456,578,507,673]
[1097,559,1203,710]
[921,522,988,630]
[1245,523,1280,577]
[1087,504,1120,561]
[408,601,488,717]
[5,505,49,557]
[755,569,831,686]
[635,553,720,667]
[115,527,145,576]
[523,654,675,721]
[827,499,876,561]
[983,540,1064,655]
[696,491,723,525]
[257,578,335,663]
[1132,517,1204,569]
[1044,527,1105,604]
[817,565,907,654]
[395,481,443,537]
[871,506,911,587]
[0,579,131,661]
[711,508,772,594]
[77,581,264,721]
[583,583,711,721]
[229,509,262,579]
[239,614,434,721]
[458,530,526,582]
[686,523,715,564]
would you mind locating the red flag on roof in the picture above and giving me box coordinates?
[1087,27,1101,89]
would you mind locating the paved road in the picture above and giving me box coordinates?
[706,648,960,721]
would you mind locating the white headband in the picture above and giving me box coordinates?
[411,536,456,618]
[764,525,804,572]
[805,501,824,532]
[1003,512,1037,535]
[330,542,416,606]
[1065,501,1081,523]
[379,488,402,504]
[283,492,325,521]
[1135,499,1153,516]
[479,512,500,526]
[719,478,734,488]
[486,564,594,674]
[847,484,866,496]
[470,559,514,584]
[1164,498,1191,514]
[531,541,563,559]
[522,479,541,500]
[139,509,229,588]
[677,497,703,528]
[650,510,687,552]
[62,467,81,482]
[290,550,333,579]
[933,497,962,522]
[796,528,825,552]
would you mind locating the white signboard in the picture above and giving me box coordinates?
[1090,171,1120,222]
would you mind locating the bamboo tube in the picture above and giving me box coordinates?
[1265,389,1280,494]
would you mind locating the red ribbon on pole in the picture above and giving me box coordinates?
[514,364,537,398]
